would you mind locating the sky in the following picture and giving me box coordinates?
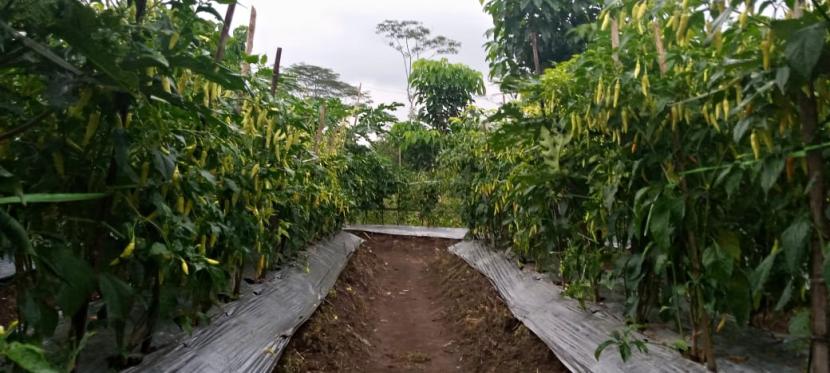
[218,0,502,118]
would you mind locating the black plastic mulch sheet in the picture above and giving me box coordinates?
[344,224,468,240]
[125,232,363,373]
[450,240,799,373]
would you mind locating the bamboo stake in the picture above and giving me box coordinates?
[530,31,546,113]
[352,83,363,127]
[270,47,283,96]
[214,1,237,63]
[610,17,620,64]
[530,32,543,75]
[652,20,668,75]
[241,6,257,76]
[314,104,326,152]
[792,3,830,372]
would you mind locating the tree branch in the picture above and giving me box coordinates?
[0,110,52,143]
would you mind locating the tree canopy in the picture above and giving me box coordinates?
[481,0,599,86]
[409,59,485,131]
[284,63,368,101]
[376,20,461,115]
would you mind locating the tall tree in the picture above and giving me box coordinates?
[409,59,485,132]
[375,20,461,116]
[283,63,369,101]
[481,0,599,87]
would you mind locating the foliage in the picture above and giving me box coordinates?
[375,20,461,114]
[0,0,379,367]
[385,121,442,170]
[594,324,648,362]
[354,119,465,227]
[480,0,600,85]
[283,63,367,101]
[346,102,403,146]
[0,321,57,373]
[409,59,486,131]
[443,0,830,369]
[340,145,401,213]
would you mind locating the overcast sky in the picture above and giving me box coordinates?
[218,0,502,118]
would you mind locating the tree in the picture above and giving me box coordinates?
[481,0,599,87]
[375,20,461,115]
[347,102,403,146]
[409,59,485,132]
[283,63,369,101]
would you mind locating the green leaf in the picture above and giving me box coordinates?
[750,251,778,308]
[594,340,615,361]
[726,272,752,325]
[19,292,58,337]
[149,242,170,257]
[783,20,827,79]
[4,342,58,373]
[733,118,751,143]
[648,193,683,251]
[774,278,794,311]
[782,216,811,273]
[51,2,137,89]
[98,273,134,323]
[0,20,81,75]
[775,67,790,93]
[716,230,741,261]
[52,249,97,317]
[788,308,811,338]
[760,157,785,193]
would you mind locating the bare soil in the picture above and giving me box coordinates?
[0,284,16,327]
[277,233,567,373]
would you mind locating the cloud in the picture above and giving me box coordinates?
[222,0,500,118]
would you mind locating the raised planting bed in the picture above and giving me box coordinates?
[124,232,363,373]
[450,240,802,373]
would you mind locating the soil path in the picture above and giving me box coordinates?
[277,233,565,372]
[366,235,461,371]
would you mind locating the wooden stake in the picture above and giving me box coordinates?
[314,104,326,152]
[531,31,546,113]
[800,86,830,373]
[241,6,257,76]
[270,47,283,96]
[610,17,620,64]
[530,32,543,75]
[792,4,830,372]
[352,83,363,127]
[652,20,668,75]
[214,1,237,63]
[134,0,147,22]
